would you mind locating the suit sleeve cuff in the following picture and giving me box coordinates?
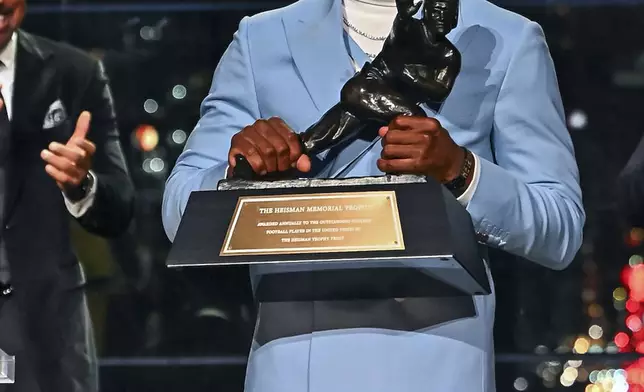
[64,171,98,218]
[456,153,481,207]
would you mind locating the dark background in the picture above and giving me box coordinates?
[19,0,644,391]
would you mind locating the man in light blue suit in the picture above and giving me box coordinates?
[162,0,585,390]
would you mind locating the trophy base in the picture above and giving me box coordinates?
[251,254,488,302]
[168,174,490,302]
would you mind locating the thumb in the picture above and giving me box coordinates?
[295,154,311,173]
[70,111,92,142]
[378,126,388,138]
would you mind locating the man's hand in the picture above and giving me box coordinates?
[229,117,311,176]
[377,116,465,182]
[41,111,96,190]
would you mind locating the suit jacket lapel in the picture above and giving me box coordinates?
[4,31,54,223]
[282,0,355,114]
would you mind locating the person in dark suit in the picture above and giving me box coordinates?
[619,136,644,227]
[0,0,135,391]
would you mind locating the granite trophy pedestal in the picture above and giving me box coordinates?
[167,174,491,302]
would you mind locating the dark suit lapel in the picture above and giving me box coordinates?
[282,0,355,114]
[4,31,54,223]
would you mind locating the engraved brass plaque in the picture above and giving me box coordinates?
[220,191,405,256]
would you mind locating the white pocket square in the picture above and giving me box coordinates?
[43,99,67,130]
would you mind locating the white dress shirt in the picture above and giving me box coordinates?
[0,33,97,218]
[342,0,481,206]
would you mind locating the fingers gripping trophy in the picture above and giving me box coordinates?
[231,0,461,181]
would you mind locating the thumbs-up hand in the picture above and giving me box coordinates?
[41,111,97,191]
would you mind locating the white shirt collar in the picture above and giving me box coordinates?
[0,33,18,69]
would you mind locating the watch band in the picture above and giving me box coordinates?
[443,147,474,197]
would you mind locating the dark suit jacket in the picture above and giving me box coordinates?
[619,134,644,228]
[2,31,134,388]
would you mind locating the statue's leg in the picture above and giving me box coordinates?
[299,104,365,155]
[299,66,425,156]
[396,68,452,105]
[341,74,426,123]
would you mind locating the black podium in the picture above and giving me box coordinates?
[167,175,491,302]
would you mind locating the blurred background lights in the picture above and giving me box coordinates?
[139,25,155,40]
[567,360,583,368]
[589,370,599,384]
[637,341,644,353]
[560,366,578,387]
[614,299,626,312]
[513,377,528,391]
[614,332,630,349]
[143,99,159,114]
[149,157,165,173]
[568,109,588,130]
[583,288,597,303]
[630,254,644,267]
[588,344,604,354]
[134,125,159,152]
[534,345,549,354]
[142,158,152,173]
[588,325,603,339]
[613,370,629,392]
[629,228,644,247]
[541,363,559,382]
[629,265,644,302]
[583,367,632,392]
[605,342,619,354]
[142,157,166,174]
[172,84,187,100]
[588,304,604,318]
[614,287,627,302]
[597,369,607,383]
[627,359,644,386]
[627,314,643,332]
[574,336,590,354]
[138,20,166,41]
[171,129,187,145]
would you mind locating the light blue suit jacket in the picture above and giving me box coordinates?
[162,0,585,390]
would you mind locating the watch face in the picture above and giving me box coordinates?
[446,176,465,191]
